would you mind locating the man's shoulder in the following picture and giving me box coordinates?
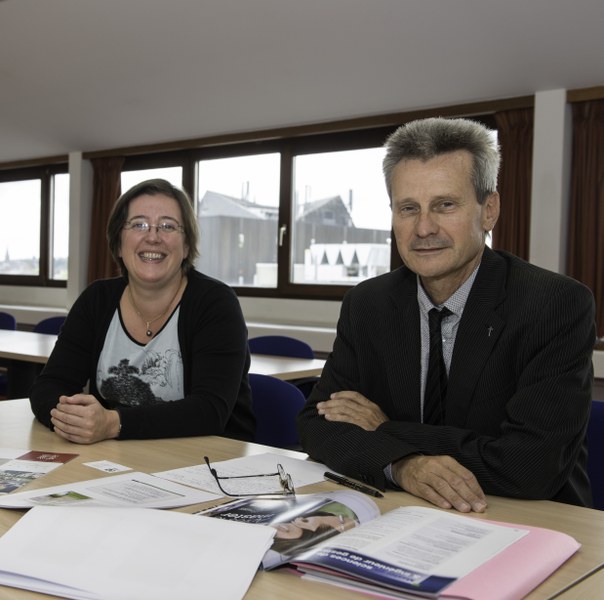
[484,251,594,320]
[496,250,592,296]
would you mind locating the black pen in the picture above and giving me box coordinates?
[324,471,384,498]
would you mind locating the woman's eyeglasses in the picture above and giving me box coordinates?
[123,219,184,235]
[204,456,295,497]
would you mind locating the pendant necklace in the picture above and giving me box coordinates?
[127,278,183,337]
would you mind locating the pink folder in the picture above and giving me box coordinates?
[442,519,581,600]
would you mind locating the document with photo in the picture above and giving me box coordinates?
[0,448,78,494]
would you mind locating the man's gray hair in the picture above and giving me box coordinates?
[383,117,500,204]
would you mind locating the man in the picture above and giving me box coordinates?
[297,117,595,512]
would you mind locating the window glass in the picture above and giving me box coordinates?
[121,167,183,192]
[196,154,280,287]
[50,173,69,280]
[0,179,41,275]
[292,148,391,285]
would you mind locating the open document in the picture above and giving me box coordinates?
[199,489,381,569]
[0,505,275,600]
[0,471,219,509]
[291,506,581,600]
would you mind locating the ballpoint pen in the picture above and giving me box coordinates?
[324,471,384,498]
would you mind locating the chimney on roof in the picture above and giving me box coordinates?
[242,181,250,202]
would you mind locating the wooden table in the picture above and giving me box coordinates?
[0,398,602,599]
[554,566,604,599]
[249,354,325,380]
[0,330,57,364]
[0,330,325,398]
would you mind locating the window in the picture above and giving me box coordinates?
[0,165,69,286]
[50,173,70,280]
[121,166,183,192]
[0,179,41,276]
[196,153,280,287]
[291,147,391,286]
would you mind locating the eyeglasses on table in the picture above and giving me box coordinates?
[204,456,296,497]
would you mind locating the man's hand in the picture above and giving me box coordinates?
[317,391,388,431]
[392,454,487,513]
[50,394,121,444]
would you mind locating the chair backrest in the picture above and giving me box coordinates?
[249,373,306,448]
[248,335,314,359]
[0,312,17,331]
[0,312,16,395]
[588,400,604,510]
[33,316,66,335]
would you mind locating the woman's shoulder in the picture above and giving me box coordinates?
[79,277,126,302]
[180,271,245,331]
[185,270,238,298]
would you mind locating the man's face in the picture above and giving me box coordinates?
[390,150,499,301]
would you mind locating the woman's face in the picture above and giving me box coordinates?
[119,194,189,289]
[294,515,352,532]
[272,515,355,539]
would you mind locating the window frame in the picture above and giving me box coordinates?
[0,163,69,288]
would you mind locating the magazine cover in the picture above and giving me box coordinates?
[198,490,380,569]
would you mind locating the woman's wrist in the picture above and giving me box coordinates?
[112,408,122,439]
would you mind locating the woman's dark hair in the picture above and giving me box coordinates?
[271,511,343,556]
[107,178,200,278]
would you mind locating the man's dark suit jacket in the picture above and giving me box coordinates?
[297,248,595,506]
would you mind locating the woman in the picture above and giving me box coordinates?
[30,179,255,444]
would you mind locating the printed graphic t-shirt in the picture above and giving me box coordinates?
[96,307,184,407]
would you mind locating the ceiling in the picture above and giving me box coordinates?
[1,0,603,165]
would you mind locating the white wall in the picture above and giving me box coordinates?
[0,90,574,354]
[529,90,572,271]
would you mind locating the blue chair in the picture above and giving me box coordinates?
[249,373,306,449]
[33,316,66,335]
[249,335,319,398]
[0,312,17,331]
[587,400,604,510]
[0,312,17,397]
[249,335,314,359]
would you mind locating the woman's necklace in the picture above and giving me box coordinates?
[127,277,183,338]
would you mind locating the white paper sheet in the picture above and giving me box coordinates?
[153,452,328,496]
[0,471,220,509]
[0,505,275,600]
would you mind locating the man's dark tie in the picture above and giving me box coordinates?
[424,307,451,425]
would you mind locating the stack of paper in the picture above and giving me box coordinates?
[0,506,275,600]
